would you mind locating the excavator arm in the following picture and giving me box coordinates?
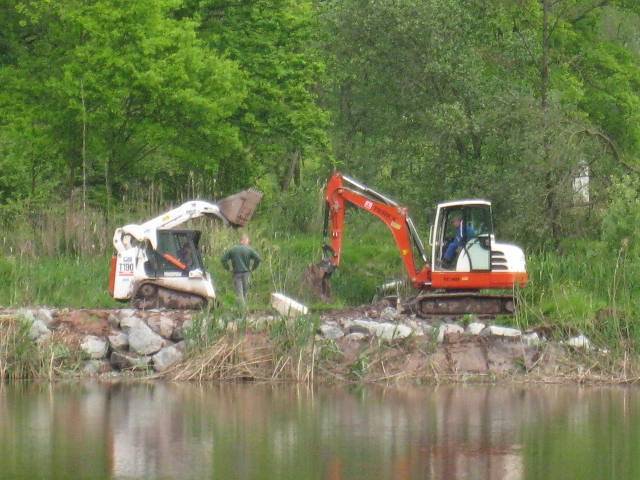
[319,172,432,289]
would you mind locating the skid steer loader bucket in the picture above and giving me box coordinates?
[217,188,263,227]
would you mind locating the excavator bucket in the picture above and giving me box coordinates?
[304,258,334,301]
[217,188,263,227]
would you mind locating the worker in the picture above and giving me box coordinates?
[442,216,476,267]
[221,233,261,305]
[178,242,195,270]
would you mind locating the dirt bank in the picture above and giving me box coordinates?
[0,305,633,384]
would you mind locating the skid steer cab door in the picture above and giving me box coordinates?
[430,200,496,288]
[147,230,206,278]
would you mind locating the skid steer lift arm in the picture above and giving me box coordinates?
[113,189,262,254]
[321,172,432,288]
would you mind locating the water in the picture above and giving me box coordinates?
[1,382,638,479]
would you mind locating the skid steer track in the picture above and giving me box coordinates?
[133,284,207,310]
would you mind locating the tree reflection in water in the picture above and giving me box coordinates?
[0,383,638,479]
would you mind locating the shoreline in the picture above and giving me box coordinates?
[1,306,637,385]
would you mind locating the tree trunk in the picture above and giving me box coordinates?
[281,149,301,191]
[540,0,559,243]
[81,79,87,217]
[105,153,112,223]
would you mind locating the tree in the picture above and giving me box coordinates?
[0,0,245,210]
[192,0,329,192]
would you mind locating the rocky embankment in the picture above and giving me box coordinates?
[1,303,601,382]
[3,308,193,376]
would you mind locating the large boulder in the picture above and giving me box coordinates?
[375,323,412,341]
[152,344,185,372]
[81,335,109,359]
[128,323,164,355]
[28,320,51,343]
[379,306,399,322]
[108,331,129,351]
[171,319,193,342]
[481,325,522,339]
[147,315,176,339]
[19,308,56,328]
[437,324,464,343]
[466,322,486,336]
[522,332,541,346]
[108,313,121,329]
[110,351,152,370]
[117,309,137,321]
[404,319,427,336]
[120,313,143,332]
[351,320,412,341]
[319,324,344,340]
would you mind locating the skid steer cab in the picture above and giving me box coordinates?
[109,189,263,309]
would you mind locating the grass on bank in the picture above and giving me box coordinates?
[169,309,325,382]
[1,211,640,352]
[515,240,640,351]
[0,316,84,380]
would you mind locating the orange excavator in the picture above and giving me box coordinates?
[307,172,528,316]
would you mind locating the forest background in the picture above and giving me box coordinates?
[1,0,640,349]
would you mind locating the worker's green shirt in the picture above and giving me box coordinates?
[221,245,261,273]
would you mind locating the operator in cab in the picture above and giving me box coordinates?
[178,242,195,270]
[442,216,476,268]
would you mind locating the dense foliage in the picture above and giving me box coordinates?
[2,1,639,241]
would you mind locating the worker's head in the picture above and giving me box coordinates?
[451,216,463,228]
[240,233,250,245]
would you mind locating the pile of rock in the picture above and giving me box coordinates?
[9,304,596,379]
[82,310,188,374]
[13,308,190,376]
[317,306,591,350]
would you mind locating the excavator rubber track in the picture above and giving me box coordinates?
[133,284,208,310]
[403,292,516,317]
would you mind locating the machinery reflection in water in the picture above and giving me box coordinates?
[0,383,637,479]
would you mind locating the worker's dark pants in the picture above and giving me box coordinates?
[443,239,461,262]
[233,272,251,305]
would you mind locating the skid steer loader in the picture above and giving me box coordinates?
[109,189,263,309]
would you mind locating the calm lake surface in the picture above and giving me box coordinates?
[1,382,639,479]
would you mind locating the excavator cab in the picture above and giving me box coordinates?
[431,201,493,272]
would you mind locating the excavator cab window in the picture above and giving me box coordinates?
[152,230,205,277]
[434,203,493,272]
